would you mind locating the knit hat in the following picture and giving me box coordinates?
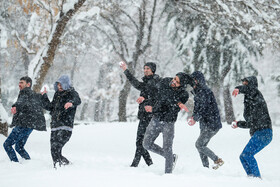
[144,62,156,73]
[176,72,194,88]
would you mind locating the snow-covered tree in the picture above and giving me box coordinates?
[163,0,280,123]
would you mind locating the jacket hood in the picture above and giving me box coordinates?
[241,76,258,88]
[191,71,206,86]
[54,75,72,91]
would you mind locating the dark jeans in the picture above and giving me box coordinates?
[51,130,72,166]
[240,128,272,178]
[131,117,153,166]
[3,126,33,162]
[143,117,175,173]
[195,128,219,167]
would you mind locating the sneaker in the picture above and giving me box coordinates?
[172,154,178,171]
[212,158,224,170]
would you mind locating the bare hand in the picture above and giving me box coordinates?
[11,107,17,114]
[187,117,196,126]
[64,102,73,110]
[41,87,47,95]
[119,61,127,71]
[145,106,152,113]
[232,89,239,97]
[231,120,238,129]
[178,103,189,112]
[136,96,145,104]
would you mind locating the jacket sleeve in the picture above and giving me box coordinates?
[237,121,251,128]
[69,90,81,107]
[192,91,208,122]
[124,69,145,91]
[13,93,31,113]
[41,93,53,111]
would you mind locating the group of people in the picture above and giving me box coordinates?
[2,62,273,178]
[120,61,273,178]
[3,75,81,168]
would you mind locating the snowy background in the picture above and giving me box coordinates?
[0,121,279,187]
[1,1,280,186]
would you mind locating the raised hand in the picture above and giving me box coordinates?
[41,87,47,95]
[232,89,239,97]
[119,61,127,71]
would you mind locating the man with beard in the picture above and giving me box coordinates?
[143,72,192,174]
[3,76,46,162]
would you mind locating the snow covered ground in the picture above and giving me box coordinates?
[0,121,279,187]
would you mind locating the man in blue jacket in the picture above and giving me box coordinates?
[232,76,272,178]
[188,71,224,169]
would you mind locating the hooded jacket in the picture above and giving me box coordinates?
[191,71,222,131]
[151,77,189,122]
[236,76,272,136]
[11,87,46,131]
[124,69,161,119]
[43,75,81,129]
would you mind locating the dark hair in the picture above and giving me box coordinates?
[20,76,32,87]
[144,62,156,73]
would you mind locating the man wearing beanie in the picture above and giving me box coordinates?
[188,71,224,169]
[120,61,161,167]
[143,72,192,174]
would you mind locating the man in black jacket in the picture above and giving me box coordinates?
[120,61,161,167]
[232,76,272,178]
[143,72,191,174]
[3,76,46,162]
[188,71,224,169]
[42,75,81,168]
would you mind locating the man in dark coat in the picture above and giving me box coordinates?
[143,72,191,174]
[3,76,46,162]
[120,61,161,167]
[232,76,272,178]
[42,75,81,168]
[188,71,224,169]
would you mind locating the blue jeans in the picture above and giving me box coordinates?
[3,126,33,162]
[240,128,272,178]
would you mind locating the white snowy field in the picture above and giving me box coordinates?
[0,121,279,187]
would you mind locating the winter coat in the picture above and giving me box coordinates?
[236,76,272,136]
[43,75,81,129]
[124,69,161,119]
[11,87,46,131]
[43,87,81,129]
[191,71,222,131]
[151,77,189,122]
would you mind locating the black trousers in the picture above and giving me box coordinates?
[50,130,72,166]
[131,117,153,166]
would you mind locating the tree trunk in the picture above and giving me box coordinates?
[118,79,131,122]
[32,0,86,92]
[0,77,8,137]
[223,85,235,124]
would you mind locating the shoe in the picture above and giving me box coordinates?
[172,154,178,171]
[212,158,224,170]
